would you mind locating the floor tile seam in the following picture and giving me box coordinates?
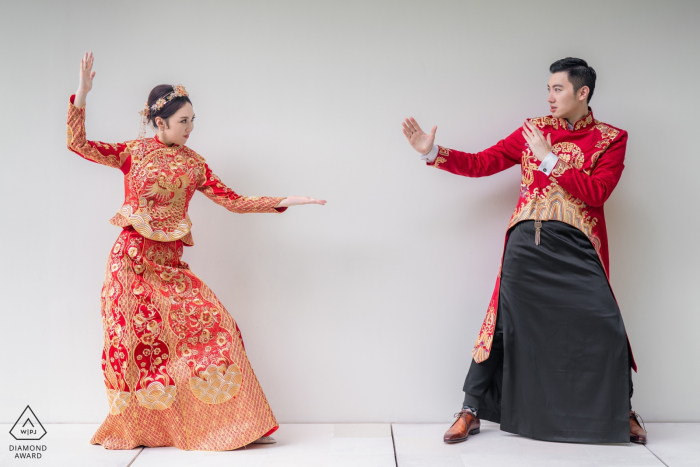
[643,444,669,467]
[390,424,398,467]
[125,447,145,467]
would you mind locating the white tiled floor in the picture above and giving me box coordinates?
[391,422,665,467]
[132,424,395,467]
[2,422,698,466]
[0,424,142,467]
[644,423,700,467]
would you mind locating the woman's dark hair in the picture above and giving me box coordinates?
[147,84,192,130]
[549,57,596,103]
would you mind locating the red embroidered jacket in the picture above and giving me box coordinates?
[66,95,286,245]
[429,110,636,371]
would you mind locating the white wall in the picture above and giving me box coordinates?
[0,0,698,424]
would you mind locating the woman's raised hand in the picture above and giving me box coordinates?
[74,52,95,108]
[402,117,437,155]
[277,196,327,208]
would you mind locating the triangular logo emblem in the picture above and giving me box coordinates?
[9,406,46,440]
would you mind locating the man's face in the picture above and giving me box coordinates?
[547,72,586,119]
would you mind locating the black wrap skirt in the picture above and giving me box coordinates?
[470,220,631,443]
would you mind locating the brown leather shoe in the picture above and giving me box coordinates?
[443,409,481,443]
[630,411,647,444]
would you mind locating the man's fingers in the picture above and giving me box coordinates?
[527,121,544,140]
[409,117,423,134]
[404,118,417,133]
[429,126,437,137]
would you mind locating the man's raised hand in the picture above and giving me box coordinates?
[522,120,552,161]
[402,117,437,155]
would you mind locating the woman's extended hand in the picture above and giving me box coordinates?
[74,52,95,108]
[402,117,437,155]
[277,196,327,208]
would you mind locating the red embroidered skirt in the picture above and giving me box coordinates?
[90,228,278,450]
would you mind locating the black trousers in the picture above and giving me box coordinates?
[463,306,634,409]
[461,220,632,443]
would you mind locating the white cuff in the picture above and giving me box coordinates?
[538,152,559,175]
[419,145,439,163]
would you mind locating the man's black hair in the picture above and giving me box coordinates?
[549,57,596,103]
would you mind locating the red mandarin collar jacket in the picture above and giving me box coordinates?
[429,109,636,370]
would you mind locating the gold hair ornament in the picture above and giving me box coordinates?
[137,84,189,140]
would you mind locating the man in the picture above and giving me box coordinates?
[402,58,646,444]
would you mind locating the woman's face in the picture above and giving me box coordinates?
[156,102,195,146]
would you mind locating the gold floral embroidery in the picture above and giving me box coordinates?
[551,159,571,177]
[520,151,540,188]
[113,143,206,242]
[434,156,447,168]
[471,304,496,363]
[573,112,594,130]
[529,116,564,130]
[433,146,450,168]
[67,102,128,169]
[552,142,584,169]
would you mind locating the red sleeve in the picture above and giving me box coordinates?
[66,95,130,173]
[550,131,627,207]
[429,127,523,177]
[197,163,287,213]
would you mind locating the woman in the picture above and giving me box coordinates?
[67,52,325,450]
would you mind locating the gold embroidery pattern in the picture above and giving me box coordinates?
[134,382,177,410]
[550,159,571,178]
[434,156,447,168]
[91,229,278,450]
[115,143,205,243]
[529,116,564,130]
[471,303,496,363]
[552,142,584,169]
[189,363,243,404]
[432,146,450,169]
[198,183,285,214]
[520,151,540,188]
[574,113,594,131]
[508,184,601,257]
[67,102,130,168]
[106,389,131,416]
